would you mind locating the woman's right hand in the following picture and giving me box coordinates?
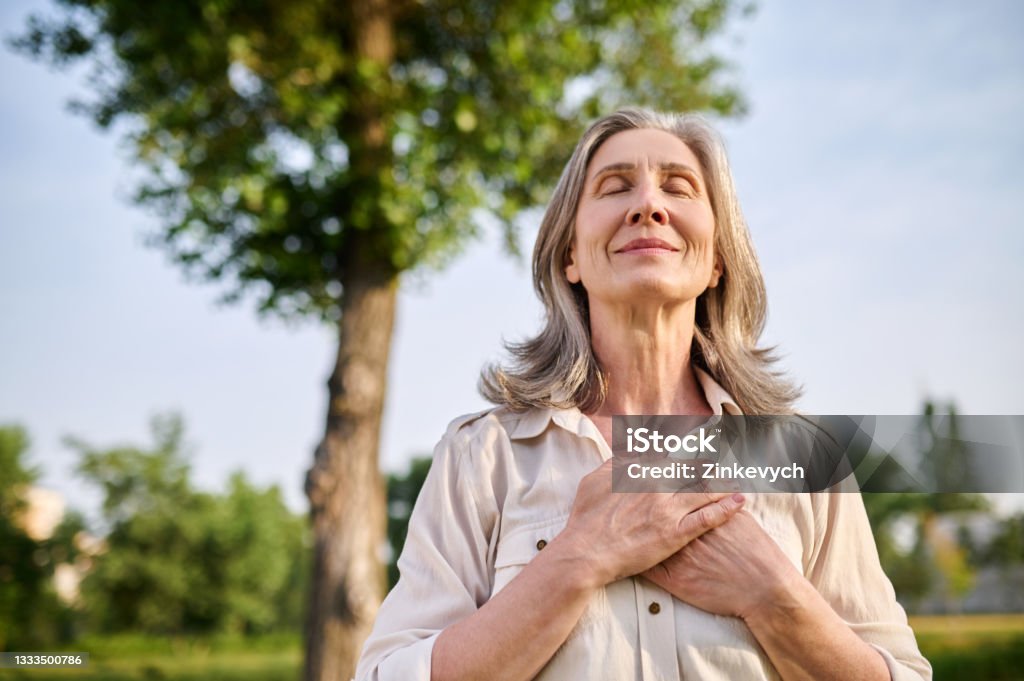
[551,458,746,589]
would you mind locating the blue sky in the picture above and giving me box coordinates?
[1,0,1022,517]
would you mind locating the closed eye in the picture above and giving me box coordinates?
[598,178,632,196]
[662,178,697,197]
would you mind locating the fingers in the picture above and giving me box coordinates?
[676,493,745,542]
[643,560,672,589]
[671,488,735,513]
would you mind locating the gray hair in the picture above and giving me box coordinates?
[480,108,801,415]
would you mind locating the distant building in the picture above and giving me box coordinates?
[17,486,103,606]
[21,486,65,541]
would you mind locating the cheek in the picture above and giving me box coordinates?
[572,217,612,262]
[576,196,624,232]
[573,209,601,243]
[674,206,716,250]
[690,205,716,238]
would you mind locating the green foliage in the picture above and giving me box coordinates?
[65,414,310,636]
[385,456,432,589]
[215,472,310,634]
[12,0,749,321]
[0,424,70,650]
[981,512,1024,569]
[0,424,38,511]
[925,638,1024,681]
[68,413,193,527]
[875,531,934,605]
[48,510,89,568]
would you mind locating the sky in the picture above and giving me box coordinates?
[1,0,1022,519]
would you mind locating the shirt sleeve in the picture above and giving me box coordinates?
[355,414,499,681]
[806,483,933,681]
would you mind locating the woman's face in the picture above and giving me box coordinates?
[567,128,720,308]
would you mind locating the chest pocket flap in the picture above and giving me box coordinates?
[492,516,569,594]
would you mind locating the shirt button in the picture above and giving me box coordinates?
[648,602,661,615]
[536,539,547,550]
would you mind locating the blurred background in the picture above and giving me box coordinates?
[1,0,1022,679]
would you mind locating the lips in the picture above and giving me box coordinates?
[616,238,679,253]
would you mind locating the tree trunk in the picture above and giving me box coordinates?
[304,1,396,679]
[304,255,397,681]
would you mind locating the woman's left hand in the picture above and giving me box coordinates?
[642,509,803,621]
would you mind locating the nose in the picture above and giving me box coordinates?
[628,182,668,226]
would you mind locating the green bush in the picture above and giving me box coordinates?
[922,634,1024,680]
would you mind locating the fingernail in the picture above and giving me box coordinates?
[731,493,745,503]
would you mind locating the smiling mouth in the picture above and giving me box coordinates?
[616,238,679,254]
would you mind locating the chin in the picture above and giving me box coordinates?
[617,276,701,304]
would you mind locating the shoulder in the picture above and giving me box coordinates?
[441,407,503,439]
[431,407,546,512]
[440,406,547,447]
[431,406,522,468]
[433,406,555,480]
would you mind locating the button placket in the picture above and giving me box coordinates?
[633,579,680,681]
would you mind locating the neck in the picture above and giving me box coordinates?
[587,298,712,417]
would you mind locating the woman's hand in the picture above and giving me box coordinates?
[642,510,896,681]
[551,458,747,590]
[642,510,802,621]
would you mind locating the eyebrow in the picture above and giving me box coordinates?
[589,161,702,182]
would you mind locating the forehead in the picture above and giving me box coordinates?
[587,128,704,179]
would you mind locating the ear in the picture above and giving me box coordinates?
[707,257,723,289]
[565,244,581,284]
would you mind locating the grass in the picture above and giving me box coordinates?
[4,651,300,681]
[4,635,302,681]
[911,613,1024,647]
[911,614,1024,680]
[6,616,1024,681]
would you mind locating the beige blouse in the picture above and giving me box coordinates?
[356,369,932,680]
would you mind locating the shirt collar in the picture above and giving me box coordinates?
[695,367,743,416]
[506,367,743,442]
[506,407,556,440]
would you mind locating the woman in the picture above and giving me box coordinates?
[355,109,931,681]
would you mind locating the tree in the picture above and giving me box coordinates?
[67,413,310,635]
[0,425,69,649]
[13,1,749,676]
[862,402,990,612]
[68,414,214,633]
[215,471,311,634]
[0,424,43,649]
[984,513,1024,567]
